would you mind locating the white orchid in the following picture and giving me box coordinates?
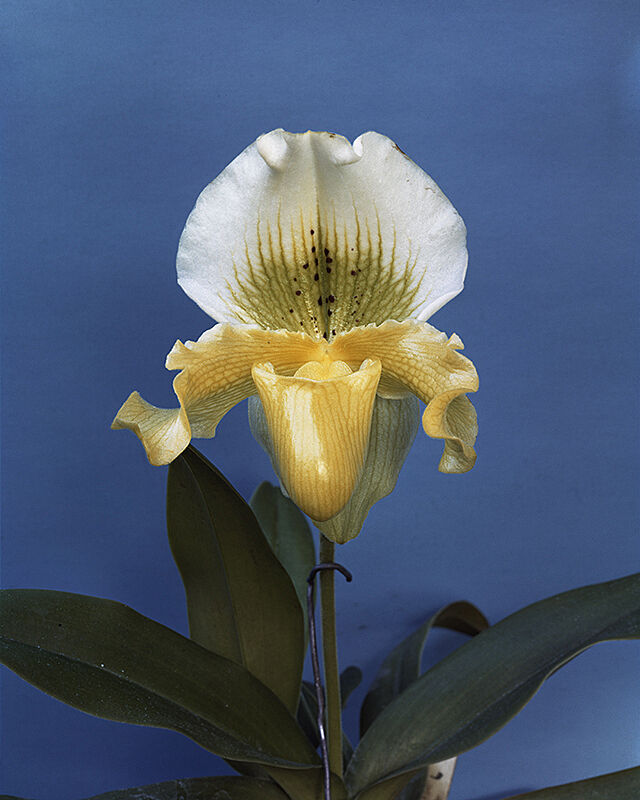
[112,129,478,543]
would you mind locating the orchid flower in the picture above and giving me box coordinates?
[112,130,478,543]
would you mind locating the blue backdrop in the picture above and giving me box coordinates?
[2,2,639,798]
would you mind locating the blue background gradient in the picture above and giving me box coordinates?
[2,2,639,798]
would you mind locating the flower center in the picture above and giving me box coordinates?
[293,359,352,381]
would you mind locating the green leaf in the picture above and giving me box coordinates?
[501,766,640,799]
[346,573,640,797]
[250,481,316,640]
[84,776,290,799]
[266,766,347,800]
[360,600,488,736]
[0,796,34,799]
[297,681,321,750]
[167,446,304,713]
[360,602,486,800]
[297,679,355,771]
[340,665,363,709]
[351,771,422,800]
[0,589,319,770]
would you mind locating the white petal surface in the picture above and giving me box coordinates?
[177,130,467,338]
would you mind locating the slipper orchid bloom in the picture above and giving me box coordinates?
[112,130,478,543]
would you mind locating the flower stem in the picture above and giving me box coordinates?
[319,535,343,779]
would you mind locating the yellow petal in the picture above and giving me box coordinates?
[424,392,478,473]
[112,323,320,464]
[330,319,479,472]
[110,392,190,467]
[177,130,467,338]
[316,395,420,544]
[250,358,382,521]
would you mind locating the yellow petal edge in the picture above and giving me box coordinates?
[111,323,321,465]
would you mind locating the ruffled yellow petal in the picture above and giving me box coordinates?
[111,324,321,465]
[110,392,190,467]
[423,392,478,473]
[316,395,420,544]
[250,358,382,521]
[330,319,479,472]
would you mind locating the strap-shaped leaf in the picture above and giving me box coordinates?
[167,446,304,713]
[297,679,356,770]
[351,771,423,800]
[502,765,640,799]
[0,777,292,800]
[360,601,488,736]
[346,573,640,797]
[250,481,316,640]
[0,590,319,769]
[360,602,486,800]
[340,665,363,709]
[266,766,347,800]
[297,681,322,750]
[85,776,291,799]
